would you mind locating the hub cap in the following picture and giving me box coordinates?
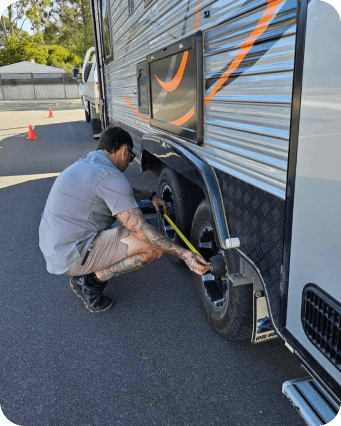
[160,184,176,241]
[199,226,228,311]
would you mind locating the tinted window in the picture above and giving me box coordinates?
[148,33,203,143]
[102,0,113,59]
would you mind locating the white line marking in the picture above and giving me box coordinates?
[0,173,60,189]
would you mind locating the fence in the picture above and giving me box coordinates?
[0,73,80,100]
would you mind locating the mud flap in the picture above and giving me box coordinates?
[252,291,278,343]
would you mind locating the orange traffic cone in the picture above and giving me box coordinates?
[48,108,54,118]
[27,125,37,140]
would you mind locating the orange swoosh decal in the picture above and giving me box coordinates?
[204,0,281,105]
[155,51,189,92]
[124,95,150,124]
[169,107,195,126]
[154,0,201,92]
[194,0,201,31]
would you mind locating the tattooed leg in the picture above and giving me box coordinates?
[95,252,156,282]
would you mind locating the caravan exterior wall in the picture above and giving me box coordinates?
[100,0,296,199]
[93,0,298,331]
[92,0,341,418]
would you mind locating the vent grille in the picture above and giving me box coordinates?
[128,0,134,15]
[302,286,341,372]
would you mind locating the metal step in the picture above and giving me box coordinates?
[282,377,340,425]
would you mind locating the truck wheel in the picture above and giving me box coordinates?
[85,101,90,122]
[83,63,92,82]
[191,200,253,340]
[90,105,102,138]
[157,168,198,265]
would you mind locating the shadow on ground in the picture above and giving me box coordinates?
[0,118,305,426]
[0,121,97,177]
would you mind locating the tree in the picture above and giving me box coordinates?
[46,45,82,72]
[43,0,94,59]
[1,0,94,64]
[1,16,10,43]
[1,1,53,40]
[0,33,48,66]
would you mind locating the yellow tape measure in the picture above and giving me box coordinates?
[162,213,202,257]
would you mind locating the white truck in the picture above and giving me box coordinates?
[88,0,341,424]
[80,46,102,138]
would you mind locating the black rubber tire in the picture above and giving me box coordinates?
[85,101,90,122]
[157,168,200,265]
[90,105,102,138]
[191,200,253,340]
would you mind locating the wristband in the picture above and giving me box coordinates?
[149,190,157,200]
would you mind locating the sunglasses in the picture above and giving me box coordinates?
[126,146,136,163]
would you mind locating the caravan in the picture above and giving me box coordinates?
[86,0,341,423]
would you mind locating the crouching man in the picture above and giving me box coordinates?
[39,127,211,313]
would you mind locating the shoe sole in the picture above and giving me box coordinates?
[70,278,114,313]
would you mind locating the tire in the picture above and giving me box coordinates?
[90,105,102,138]
[157,168,200,265]
[85,101,90,122]
[83,63,92,82]
[191,200,253,340]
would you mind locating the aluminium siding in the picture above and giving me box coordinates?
[200,0,296,198]
[103,0,297,199]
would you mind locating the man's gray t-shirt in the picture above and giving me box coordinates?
[39,150,138,274]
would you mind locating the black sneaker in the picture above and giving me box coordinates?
[70,275,114,313]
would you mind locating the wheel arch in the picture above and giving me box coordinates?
[140,133,230,251]
[140,133,278,340]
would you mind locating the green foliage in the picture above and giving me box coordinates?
[43,0,94,59]
[0,34,81,72]
[0,34,48,66]
[1,0,94,69]
[46,45,82,72]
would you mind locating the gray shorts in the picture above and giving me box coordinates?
[66,226,129,276]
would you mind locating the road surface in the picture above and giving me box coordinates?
[0,104,306,426]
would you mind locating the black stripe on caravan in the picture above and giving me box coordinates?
[280,0,309,329]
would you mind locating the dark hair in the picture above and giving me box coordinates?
[97,127,133,153]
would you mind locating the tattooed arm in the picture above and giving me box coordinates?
[116,208,211,275]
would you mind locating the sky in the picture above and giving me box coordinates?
[4,6,33,34]
[16,17,33,34]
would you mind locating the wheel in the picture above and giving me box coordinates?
[83,63,92,82]
[85,101,90,122]
[90,105,102,138]
[191,200,253,340]
[157,168,200,265]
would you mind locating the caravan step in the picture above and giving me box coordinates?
[282,377,340,425]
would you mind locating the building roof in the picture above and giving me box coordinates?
[0,61,64,74]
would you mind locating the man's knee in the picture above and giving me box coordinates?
[123,233,163,261]
[153,248,163,260]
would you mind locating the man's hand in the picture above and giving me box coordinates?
[152,195,168,215]
[182,251,212,276]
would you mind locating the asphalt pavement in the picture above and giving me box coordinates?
[0,104,306,426]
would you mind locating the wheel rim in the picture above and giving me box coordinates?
[160,184,176,241]
[198,226,229,311]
